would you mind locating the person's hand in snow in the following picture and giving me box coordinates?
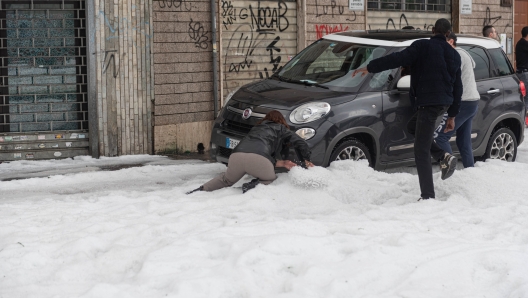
[276,160,298,170]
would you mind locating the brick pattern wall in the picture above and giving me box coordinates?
[459,2,513,61]
[94,0,153,156]
[306,0,366,46]
[152,0,217,127]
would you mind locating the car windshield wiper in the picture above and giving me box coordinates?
[271,75,329,89]
[300,80,329,89]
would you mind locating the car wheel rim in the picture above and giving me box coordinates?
[335,145,367,161]
[489,133,515,161]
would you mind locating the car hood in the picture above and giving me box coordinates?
[230,79,358,110]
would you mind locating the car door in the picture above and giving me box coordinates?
[380,68,416,163]
[457,45,504,152]
[488,48,525,117]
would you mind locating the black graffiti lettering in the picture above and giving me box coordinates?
[267,36,281,72]
[249,0,289,32]
[174,0,193,12]
[316,0,345,18]
[240,8,248,19]
[227,30,258,73]
[157,0,192,11]
[188,19,210,49]
[386,18,396,30]
[384,14,432,30]
[258,36,283,78]
[346,11,357,22]
[102,50,122,78]
[483,7,501,26]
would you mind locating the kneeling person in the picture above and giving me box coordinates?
[188,110,313,194]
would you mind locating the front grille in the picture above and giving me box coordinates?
[217,146,233,158]
[223,119,253,134]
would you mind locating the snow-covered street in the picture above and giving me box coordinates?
[1,134,528,298]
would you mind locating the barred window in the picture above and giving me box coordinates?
[367,0,450,12]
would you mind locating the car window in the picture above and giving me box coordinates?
[277,40,389,92]
[459,45,490,80]
[488,48,514,76]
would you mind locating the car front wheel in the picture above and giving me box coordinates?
[330,138,372,166]
[484,127,517,162]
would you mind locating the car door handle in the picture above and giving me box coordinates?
[487,89,500,94]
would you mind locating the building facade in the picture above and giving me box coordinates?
[0,0,523,160]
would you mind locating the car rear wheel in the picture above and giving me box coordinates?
[484,127,517,162]
[330,138,372,166]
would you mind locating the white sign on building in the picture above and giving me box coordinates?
[349,0,364,11]
[461,0,472,14]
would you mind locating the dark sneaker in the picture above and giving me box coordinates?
[242,178,260,193]
[186,185,203,194]
[439,154,457,180]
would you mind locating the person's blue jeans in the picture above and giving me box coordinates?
[434,100,479,168]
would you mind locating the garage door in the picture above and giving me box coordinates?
[221,0,297,102]
[0,0,88,161]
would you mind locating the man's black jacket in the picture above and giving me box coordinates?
[515,38,528,70]
[233,120,311,165]
[367,34,463,117]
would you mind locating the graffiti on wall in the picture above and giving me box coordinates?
[364,11,449,31]
[313,0,357,39]
[188,19,209,49]
[315,0,345,18]
[155,0,210,49]
[222,0,295,96]
[157,0,194,11]
[482,7,511,35]
[315,24,349,39]
[99,10,151,45]
[102,50,124,78]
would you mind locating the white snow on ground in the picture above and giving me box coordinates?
[1,134,528,298]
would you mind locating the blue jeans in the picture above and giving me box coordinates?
[434,100,479,168]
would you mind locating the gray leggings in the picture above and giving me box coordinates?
[202,152,277,191]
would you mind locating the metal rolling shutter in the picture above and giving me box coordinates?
[0,0,88,161]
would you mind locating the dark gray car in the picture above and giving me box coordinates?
[210,30,525,169]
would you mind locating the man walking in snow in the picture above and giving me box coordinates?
[353,18,462,201]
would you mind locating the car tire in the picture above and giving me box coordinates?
[483,127,517,162]
[329,138,372,166]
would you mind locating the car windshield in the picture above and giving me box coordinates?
[274,39,390,92]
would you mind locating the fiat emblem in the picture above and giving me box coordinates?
[242,108,252,120]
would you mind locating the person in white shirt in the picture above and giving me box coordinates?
[435,32,480,167]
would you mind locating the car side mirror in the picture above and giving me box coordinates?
[397,75,411,91]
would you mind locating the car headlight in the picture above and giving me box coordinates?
[290,102,331,124]
[296,128,315,140]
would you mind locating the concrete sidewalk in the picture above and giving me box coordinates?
[0,152,215,181]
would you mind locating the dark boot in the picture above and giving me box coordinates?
[186,185,204,194]
[242,178,260,193]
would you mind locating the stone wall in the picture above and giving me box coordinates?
[458,1,514,61]
[306,0,366,46]
[152,0,218,153]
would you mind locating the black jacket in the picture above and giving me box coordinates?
[367,34,463,117]
[233,120,311,165]
[515,38,528,70]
